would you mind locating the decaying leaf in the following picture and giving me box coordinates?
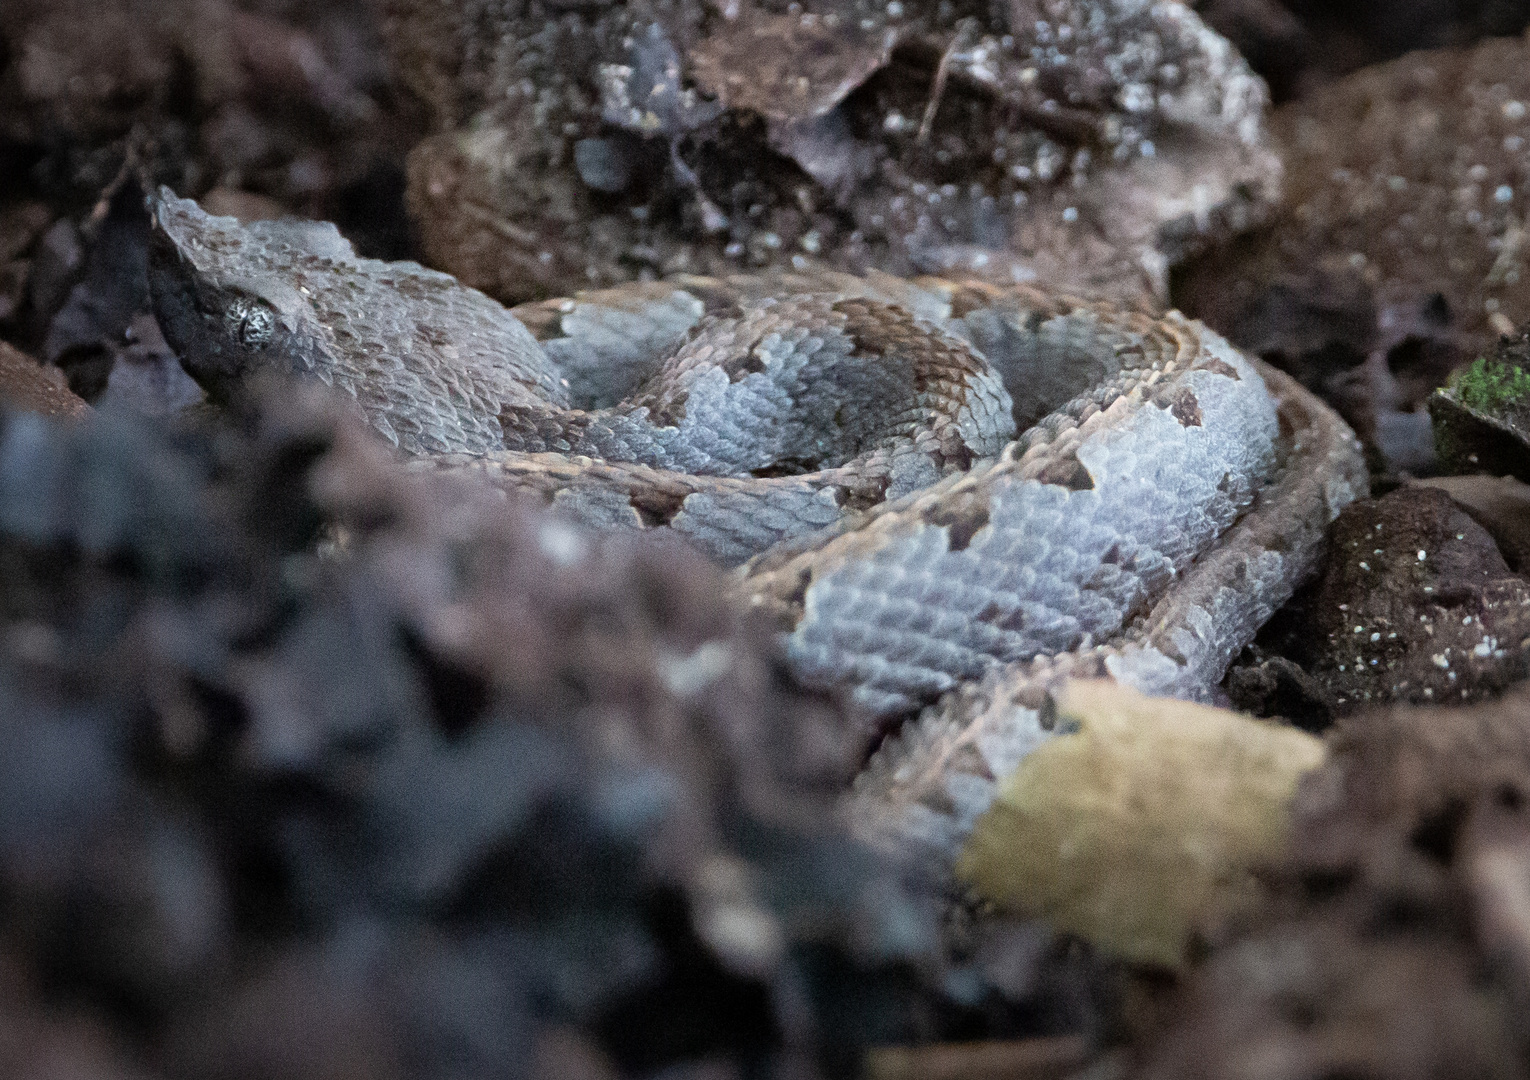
[955,680,1326,969]
[687,10,897,124]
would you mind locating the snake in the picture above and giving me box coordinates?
[145,188,1368,869]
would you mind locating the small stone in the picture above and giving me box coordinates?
[1430,332,1530,482]
[573,138,632,194]
[1248,487,1530,712]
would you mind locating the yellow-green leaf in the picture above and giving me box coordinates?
[955,680,1326,969]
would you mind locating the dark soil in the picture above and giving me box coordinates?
[3,1,1530,1078]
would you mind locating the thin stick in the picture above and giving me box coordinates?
[918,19,975,144]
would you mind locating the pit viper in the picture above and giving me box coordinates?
[147,188,1367,868]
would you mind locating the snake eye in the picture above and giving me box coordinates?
[228,299,276,347]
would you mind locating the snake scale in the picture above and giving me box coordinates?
[146,188,1368,869]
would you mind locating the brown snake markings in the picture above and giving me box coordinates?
[147,189,1369,870]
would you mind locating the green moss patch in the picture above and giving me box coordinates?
[1451,356,1530,413]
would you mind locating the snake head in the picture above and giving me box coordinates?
[147,187,336,402]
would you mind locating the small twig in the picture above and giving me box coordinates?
[1485,212,1524,287]
[86,129,147,234]
[918,19,975,144]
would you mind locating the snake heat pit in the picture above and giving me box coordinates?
[146,188,1367,869]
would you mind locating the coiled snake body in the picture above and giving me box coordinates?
[147,190,1368,867]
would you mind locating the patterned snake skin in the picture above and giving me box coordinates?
[147,189,1368,869]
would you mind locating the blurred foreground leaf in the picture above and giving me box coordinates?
[955,681,1325,969]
